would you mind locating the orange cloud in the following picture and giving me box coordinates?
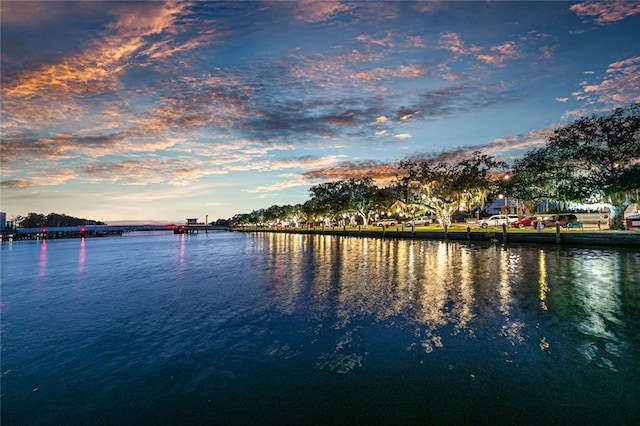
[4,2,190,100]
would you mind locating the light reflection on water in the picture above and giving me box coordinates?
[252,233,639,376]
[1,232,639,424]
[38,239,47,278]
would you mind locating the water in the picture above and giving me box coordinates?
[2,232,639,425]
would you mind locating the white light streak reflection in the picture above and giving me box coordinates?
[253,234,634,366]
[538,250,549,311]
[38,239,47,278]
[76,237,86,284]
[569,252,624,371]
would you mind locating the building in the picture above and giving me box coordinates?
[0,212,6,230]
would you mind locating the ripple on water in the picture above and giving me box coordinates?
[315,352,363,374]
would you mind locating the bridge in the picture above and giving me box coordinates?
[4,223,231,240]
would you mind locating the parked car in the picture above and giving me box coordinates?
[450,213,467,223]
[510,216,537,228]
[532,214,579,229]
[405,216,432,226]
[478,214,519,229]
[373,219,397,227]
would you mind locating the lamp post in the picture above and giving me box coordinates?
[502,174,510,215]
[499,194,508,214]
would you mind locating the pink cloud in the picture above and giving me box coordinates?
[580,56,640,105]
[355,32,395,47]
[294,0,355,23]
[438,32,468,55]
[353,65,425,82]
[570,1,640,24]
[476,41,519,66]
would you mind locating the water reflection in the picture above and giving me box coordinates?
[257,233,638,370]
[76,237,86,284]
[538,250,549,311]
[175,233,186,288]
[2,233,638,424]
[562,251,625,371]
[38,239,47,278]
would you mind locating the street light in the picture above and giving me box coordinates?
[502,175,510,214]
[499,194,508,214]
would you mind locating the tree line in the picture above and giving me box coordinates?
[11,213,106,228]
[233,103,639,230]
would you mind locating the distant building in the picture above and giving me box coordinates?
[485,200,513,215]
[0,212,6,230]
[186,218,199,225]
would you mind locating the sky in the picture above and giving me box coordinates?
[1,1,640,224]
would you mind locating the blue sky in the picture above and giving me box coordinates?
[2,1,639,223]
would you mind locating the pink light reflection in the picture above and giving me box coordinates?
[39,239,47,277]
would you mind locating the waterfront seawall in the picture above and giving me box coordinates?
[233,227,640,248]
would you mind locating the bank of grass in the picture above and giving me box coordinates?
[236,223,639,247]
[240,223,638,237]
[299,224,624,233]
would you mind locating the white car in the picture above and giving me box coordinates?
[478,214,519,229]
[405,216,431,226]
[373,219,397,227]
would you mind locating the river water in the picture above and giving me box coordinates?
[1,232,639,425]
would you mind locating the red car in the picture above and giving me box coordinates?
[510,216,537,228]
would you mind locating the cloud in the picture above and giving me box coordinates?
[355,32,395,48]
[0,131,183,168]
[228,155,344,173]
[3,0,624,214]
[437,32,470,55]
[476,41,519,66]
[294,0,355,23]
[414,1,445,14]
[1,179,38,189]
[472,129,554,158]
[81,158,227,187]
[570,1,640,25]
[0,2,111,31]
[1,168,78,188]
[403,83,523,122]
[354,65,425,81]
[394,133,412,140]
[0,0,224,138]
[3,2,192,99]
[556,97,569,102]
[405,36,427,48]
[400,127,553,166]
[569,56,640,110]
[246,178,310,194]
[301,160,400,183]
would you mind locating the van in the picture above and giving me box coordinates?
[532,214,578,229]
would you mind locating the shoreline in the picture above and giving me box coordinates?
[3,225,638,248]
[233,226,640,248]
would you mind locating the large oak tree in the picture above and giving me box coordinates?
[399,151,507,227]
[512,103,640,229]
